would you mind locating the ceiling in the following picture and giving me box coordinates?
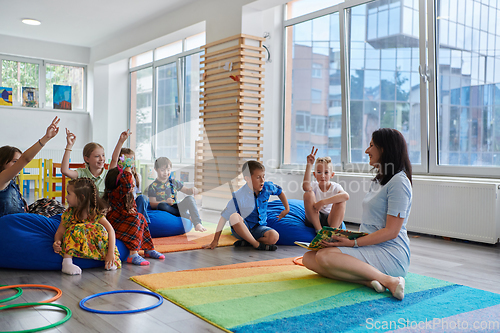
[0,0,198,48]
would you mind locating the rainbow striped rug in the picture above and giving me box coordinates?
[131,258,500,333]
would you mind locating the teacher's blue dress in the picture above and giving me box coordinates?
[339,171,412,277]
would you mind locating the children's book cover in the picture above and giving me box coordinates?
[53,84,72,110]
[295,226,368,251]
[22,87,38,107]
[0,87,12,106]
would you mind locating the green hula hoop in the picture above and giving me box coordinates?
[0,302,72,333]
[0,285,23,304]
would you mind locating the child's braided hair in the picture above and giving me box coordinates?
[68,177,108,221]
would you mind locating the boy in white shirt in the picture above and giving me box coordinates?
[302,147,349,233]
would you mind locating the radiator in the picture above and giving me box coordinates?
[267,171,500,244]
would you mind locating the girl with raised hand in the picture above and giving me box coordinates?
[0,116,65,218]
[108,130,150,225]
[53,178,121,275]
[104,156,164,266]
[62,129,109,197]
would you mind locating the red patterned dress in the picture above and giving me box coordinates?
[106,171,154,252]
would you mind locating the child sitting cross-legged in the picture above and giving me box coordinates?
[53,178,121,275]
[203,160,290,251]
[104,156,164,266]
[147,157,206,232]
[302,147,349,233]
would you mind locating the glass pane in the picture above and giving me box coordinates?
[1,60,39,107]
[155,40,182,61]
[129,51,153,68]
[46,64,84,110]
[183,53,201,162]
[130,67,153,161]
[348,1,421,164]
[156,62,179,162]
[185,32,206,50]
[283,12,342,165]
[437,0,500,166]
[286,0,343,19]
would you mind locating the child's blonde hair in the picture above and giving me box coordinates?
[67,177,107,221]
[83,142,104,166]
[315,157,333,170]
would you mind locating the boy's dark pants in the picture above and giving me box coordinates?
[157,196,202,226]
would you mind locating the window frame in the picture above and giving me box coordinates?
[129,44,203,164]
[281,0,429,175]
[0,54,87,112]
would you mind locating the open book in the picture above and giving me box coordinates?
[295,226,368,251]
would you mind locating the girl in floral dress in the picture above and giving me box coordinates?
[53,178,121,275]
[104,156,164,266]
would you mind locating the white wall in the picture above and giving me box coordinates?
[0,107,90,152]
[0,35,92,153]
[0,34,90,64]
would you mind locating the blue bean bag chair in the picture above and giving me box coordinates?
[266,199,345,245]
[0,213,129,270]
[147,209,193,238]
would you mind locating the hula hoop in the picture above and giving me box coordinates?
[0,285,62,308]
[0,302,72,333]
[79,290,163,314]
[293,256,304,266]
[0,285,23,304]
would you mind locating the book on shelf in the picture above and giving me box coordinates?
[294,226,368,251]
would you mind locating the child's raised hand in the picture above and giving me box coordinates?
[46,117,60,140]
[53,240,62,253]
[307,146,318,165]
[65,128,76,147]
[119,129,131,143]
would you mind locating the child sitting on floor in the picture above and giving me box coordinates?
[147,157,206,232]
[53,178,121,275]
[203,160,290,251]
[104,156,164,266]
[302,147,349,233]
[0,117,65,218]
[107,130,150,226]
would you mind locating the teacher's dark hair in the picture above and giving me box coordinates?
[371,128,412,186]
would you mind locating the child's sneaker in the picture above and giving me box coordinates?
[127,254,150,265]
[144,250,165,259]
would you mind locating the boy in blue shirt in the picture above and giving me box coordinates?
[203,160,290,251]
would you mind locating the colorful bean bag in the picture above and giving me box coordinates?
[0,213,129,270]
[266,199,346,245]
[147,209,193,238]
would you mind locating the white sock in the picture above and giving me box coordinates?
[62,257,82,275]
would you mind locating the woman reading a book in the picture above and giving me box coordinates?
[302,128,412,300]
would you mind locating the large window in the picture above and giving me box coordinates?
[129,33,204,163]
[435,0,500,168]
[284,12,341,166]
[348,0,421,165]
[284,0,500,176]
[0,55,85,110]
